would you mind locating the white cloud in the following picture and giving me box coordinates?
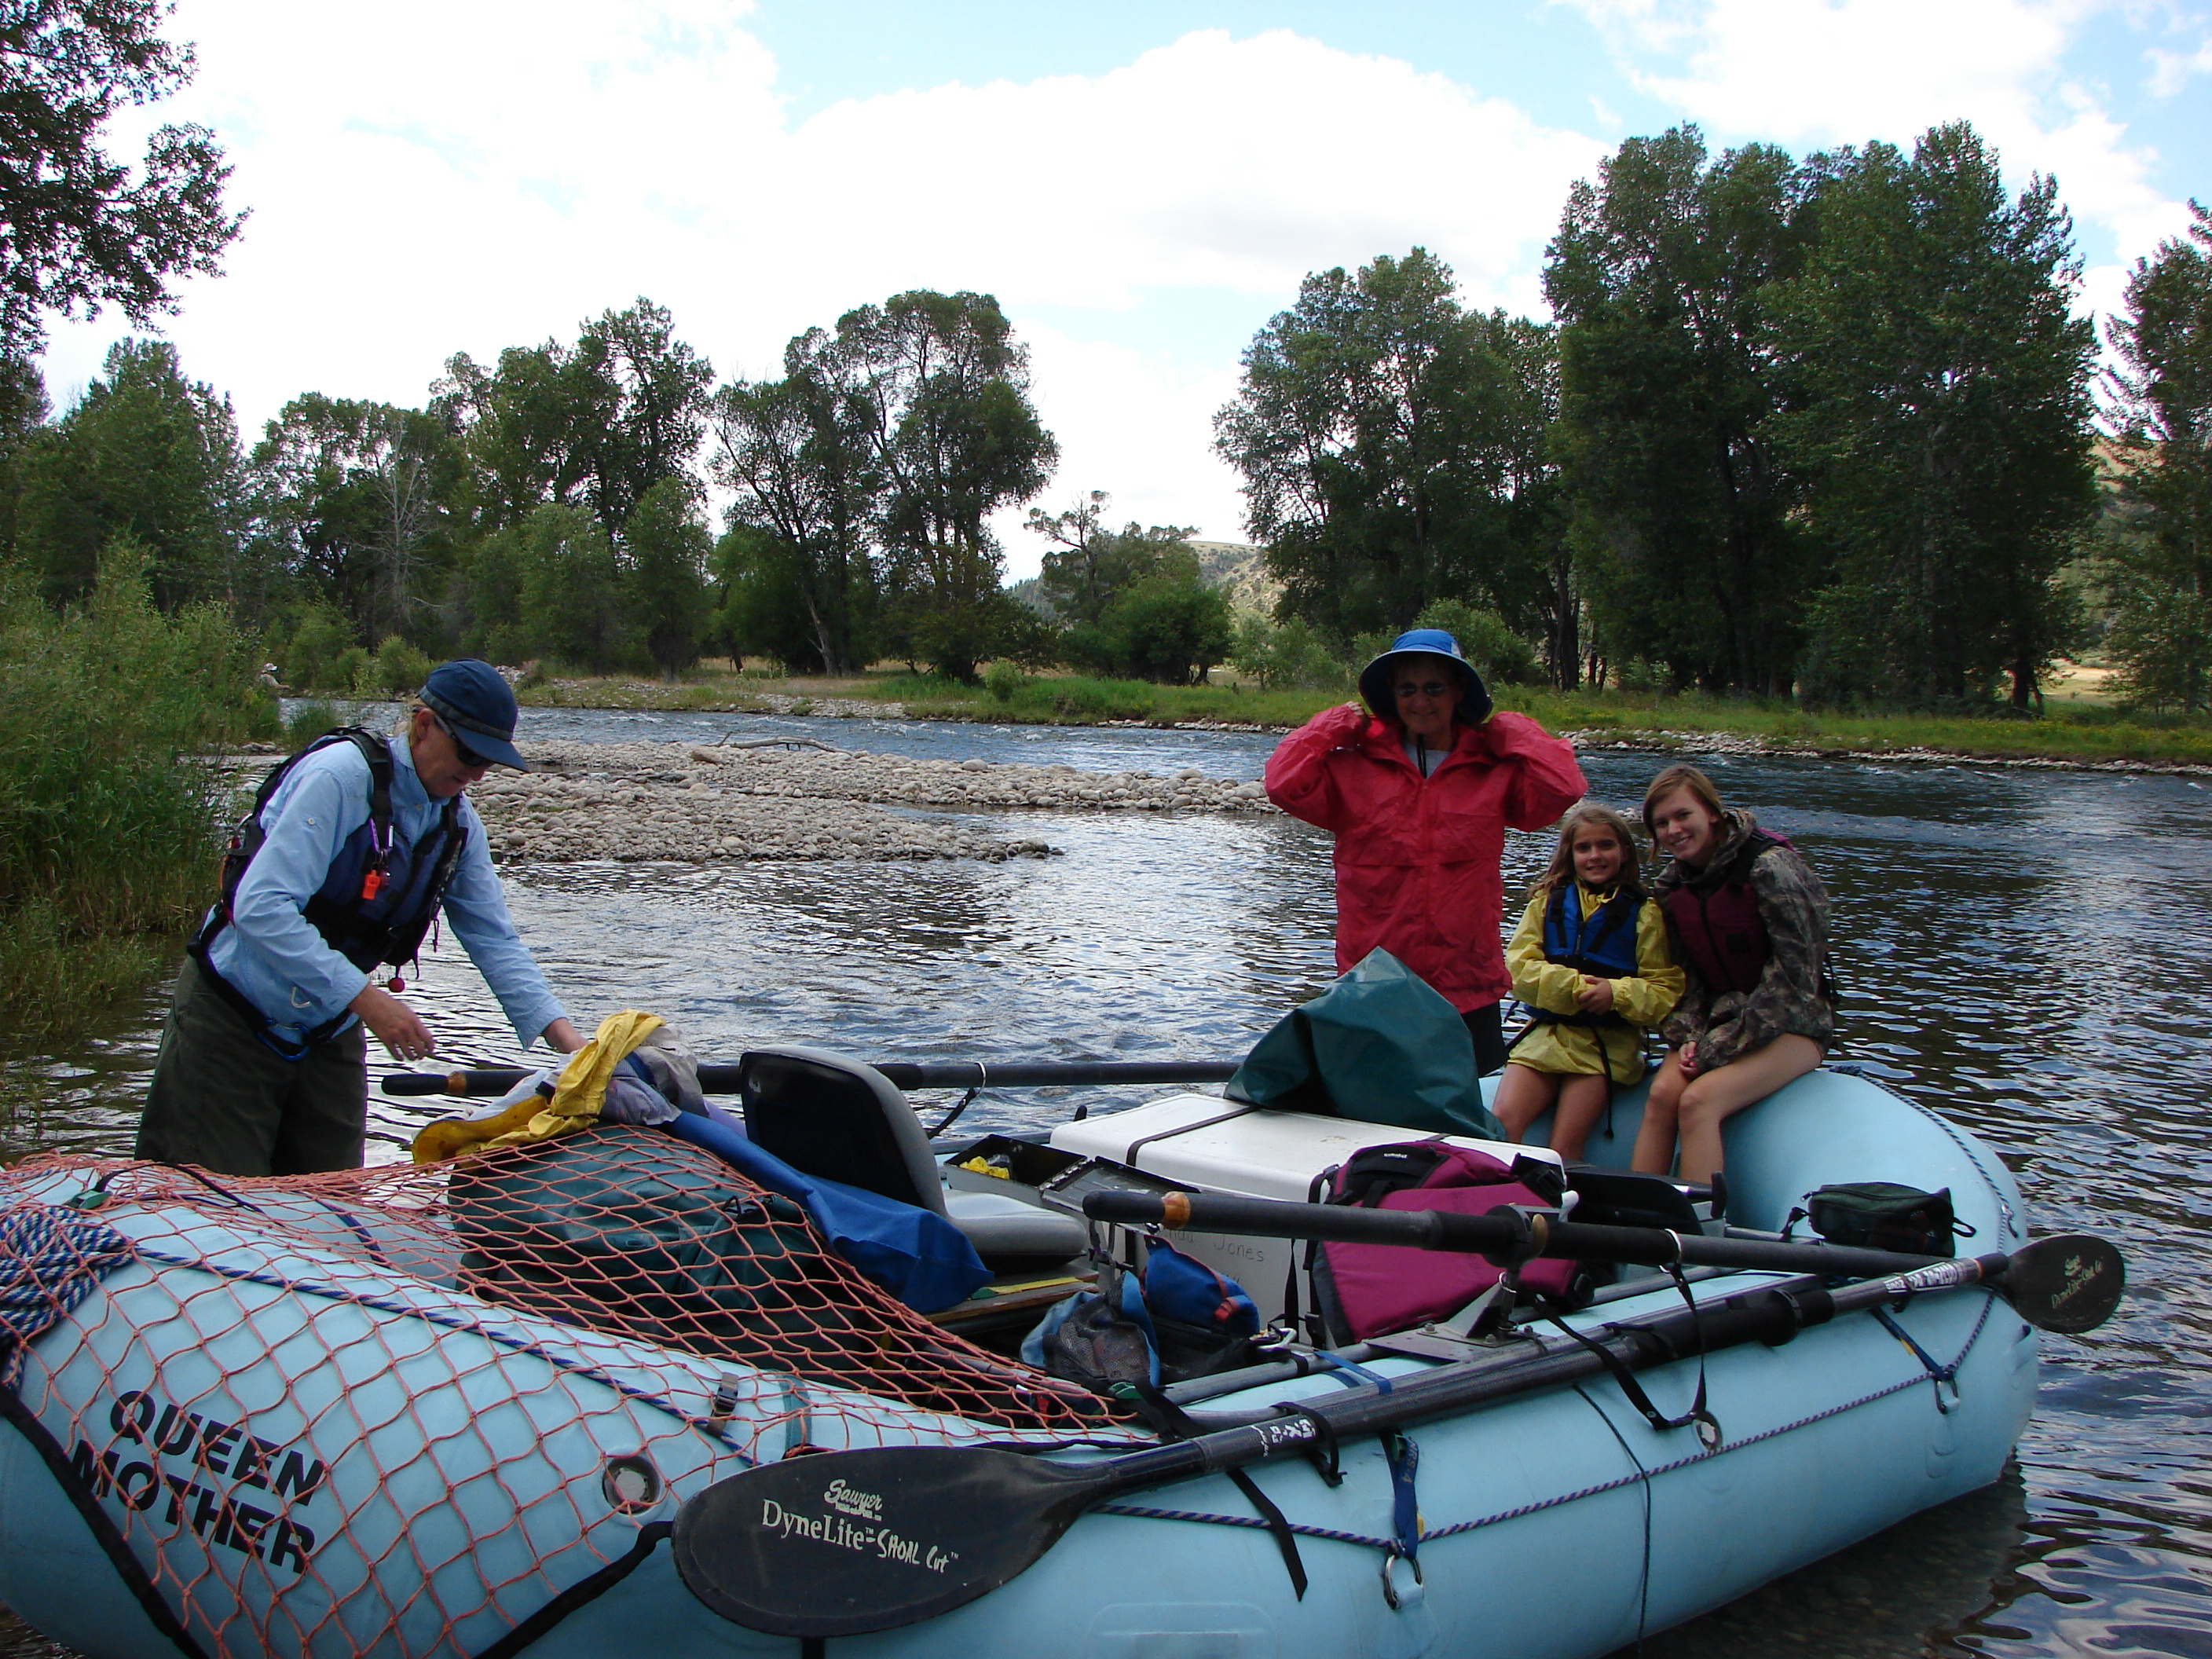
[1554,0,2189,271]
[35,10,1607,545]
[2146,34,2212,97]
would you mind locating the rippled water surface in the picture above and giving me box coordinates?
[5,716,2208,1659]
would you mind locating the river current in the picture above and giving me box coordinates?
[5,708,2208,1658]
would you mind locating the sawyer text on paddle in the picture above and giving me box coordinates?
[760,1497,958,1573]
[66,1388,323,1573]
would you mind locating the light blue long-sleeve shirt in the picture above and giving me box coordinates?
[204,734,568,1051]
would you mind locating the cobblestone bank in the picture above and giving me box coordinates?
[464,738,1276,863]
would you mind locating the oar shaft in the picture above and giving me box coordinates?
[1086,1189,1994,1284]
[1105,1260,2011,1502]
[380,1058,1239,1097]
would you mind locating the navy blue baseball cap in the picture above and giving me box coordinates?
[419,659,528,771]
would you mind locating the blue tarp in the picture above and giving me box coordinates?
[662,1111,991,1314]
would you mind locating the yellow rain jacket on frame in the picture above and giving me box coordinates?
[1503,886,1683,1083]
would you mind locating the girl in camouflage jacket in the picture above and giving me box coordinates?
[1632,765,1834,1186]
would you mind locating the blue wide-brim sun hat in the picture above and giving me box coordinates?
[1357,629,1493,727]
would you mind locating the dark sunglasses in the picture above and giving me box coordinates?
[431,712,491,768]
[1393,681,1455,700]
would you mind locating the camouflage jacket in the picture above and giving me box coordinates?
[1653,809,1834,1070]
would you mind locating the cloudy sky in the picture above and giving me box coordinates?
[35,0,2211,577]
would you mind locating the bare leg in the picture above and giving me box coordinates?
[1632,1051,1690,1174]
[1492,1064,1561,1143]
[1674,1035,1825,1185]
[1548,1073,1612,1163]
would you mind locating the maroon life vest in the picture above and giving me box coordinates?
[1662,830,1789,996]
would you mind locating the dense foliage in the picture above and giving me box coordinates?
[0,0,243,356]
[1218,122,2105,709]
[2100,202,2212,711]
[0,104,2163,716]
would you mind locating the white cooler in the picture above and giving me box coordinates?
[1049,1093,1563,1324]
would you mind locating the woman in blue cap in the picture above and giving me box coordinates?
[1265,629,1586,1071]
[137,659,586,1176]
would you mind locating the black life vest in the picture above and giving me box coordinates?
[190,729,465,1051]
[1661,830,1786,997]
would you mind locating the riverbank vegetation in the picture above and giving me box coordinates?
[0,546,275,1035]
[2,3,2207,775]
[506,663,2212,768]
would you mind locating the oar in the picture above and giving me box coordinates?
[379,1057,1240,1097]
[669,1233,2122,1637]
[1082,1190,2123,1332]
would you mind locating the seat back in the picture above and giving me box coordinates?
[738,1047,947,1217]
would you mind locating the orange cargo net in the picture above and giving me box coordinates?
[0,1132,1133,1657]
[9,1131,1122,1435]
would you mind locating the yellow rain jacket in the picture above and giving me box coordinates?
[411,1009,668,1164]
[1504,887,1683,1083]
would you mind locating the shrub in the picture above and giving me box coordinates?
[0,540,273,1032]
[374,635,433,696]
[1413,599,1540,686]
[983,659,1027,702]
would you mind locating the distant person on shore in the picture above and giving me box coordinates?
[1632,764,1833,1186]
[1493,804,1683,1160]
[1265,628,1587,1071]
[137,660,586,1177]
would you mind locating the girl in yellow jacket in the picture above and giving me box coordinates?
[1493,804,1683,1161]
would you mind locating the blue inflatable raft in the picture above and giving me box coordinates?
[0,1064,2039,1659]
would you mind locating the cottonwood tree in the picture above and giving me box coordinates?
[623,475,710,678]
[14,336,245,610]
[712,326,880,673]
[1024,492,1230,681]
[253,394,451,644]
[1771,123,2096,707]
[0,0,242,355]
[1544,130,1815,694]
[2099,201,2212,710]
[840,290,1057,680]
[434,298,712,542]
[1214,248,1547,646]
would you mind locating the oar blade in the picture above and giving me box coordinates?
[672,1445,1104,1638]
[2001,1233,2126,1334]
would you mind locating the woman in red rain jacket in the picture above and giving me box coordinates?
[1264,629,1587,1072]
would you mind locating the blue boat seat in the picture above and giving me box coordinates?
[738,1047,1089,1269]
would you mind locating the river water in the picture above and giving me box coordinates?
[4,712,2207,1659]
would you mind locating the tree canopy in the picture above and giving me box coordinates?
[0,0,243,355]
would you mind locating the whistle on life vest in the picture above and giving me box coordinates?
[360,866,384,902]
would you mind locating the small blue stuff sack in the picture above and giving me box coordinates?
[1142,1238,1263,1383]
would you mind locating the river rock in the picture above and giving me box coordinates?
[460,738,1277,866]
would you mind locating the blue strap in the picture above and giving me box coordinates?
[1382,1430,1422,1562]
[1314,1352,1395,1393]
[1873,1306,1959,1414]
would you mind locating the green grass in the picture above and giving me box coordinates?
[500,663,2212,767]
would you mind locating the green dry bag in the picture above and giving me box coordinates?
[1225,949,1506,1140]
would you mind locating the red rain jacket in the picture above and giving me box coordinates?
[1265,705,1588,1011]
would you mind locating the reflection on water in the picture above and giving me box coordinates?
[5,731,2210,1659]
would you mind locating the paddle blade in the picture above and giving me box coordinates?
[2001,1233,2126,1334]
[672,1445,1104,1638]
